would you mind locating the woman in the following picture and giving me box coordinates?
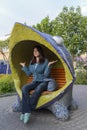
[20,45,57,124]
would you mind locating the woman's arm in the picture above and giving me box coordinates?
[44,59,58,77]
[44,59,51,77]
[20,62,32,76]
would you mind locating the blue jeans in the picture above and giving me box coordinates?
[22,81,48,113]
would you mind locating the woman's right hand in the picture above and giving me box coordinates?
[48,60,58,66]
[19,62,26,67]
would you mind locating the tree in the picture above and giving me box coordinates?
[33,16,53,35]
[0,38,10,74]
[52,6,87,59]
[33,6,87,59]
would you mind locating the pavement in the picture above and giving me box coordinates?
[0,85,87,130]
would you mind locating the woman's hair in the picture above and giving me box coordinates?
[31,45,45,64]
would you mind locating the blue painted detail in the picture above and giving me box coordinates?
[0,63,11,74]
[48,102,70,121]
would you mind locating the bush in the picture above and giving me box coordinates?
[74,54,87,85]
[0,74,16,94]
[75,70,87,84]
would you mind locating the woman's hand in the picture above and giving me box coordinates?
[48,60,58,66]
[19,62,26,67]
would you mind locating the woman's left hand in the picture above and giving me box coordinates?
[48,60,58,66]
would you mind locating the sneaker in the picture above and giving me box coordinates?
[20,114,24,121]
[24,113,31,124]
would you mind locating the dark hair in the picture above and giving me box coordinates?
[31,45,45,64]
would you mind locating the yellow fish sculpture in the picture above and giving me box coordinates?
[10,23,77,121]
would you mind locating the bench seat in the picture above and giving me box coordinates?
[27,68,66,95]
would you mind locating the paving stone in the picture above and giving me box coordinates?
[0,85,87,130]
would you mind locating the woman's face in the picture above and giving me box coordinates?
[33,48,40,57]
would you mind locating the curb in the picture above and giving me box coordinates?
[0,92,17,98]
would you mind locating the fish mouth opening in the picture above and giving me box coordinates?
[11,40,66,89]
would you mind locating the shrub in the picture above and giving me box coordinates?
[0,74,15,94]
[75,70,87,84]
[74,54,87,84]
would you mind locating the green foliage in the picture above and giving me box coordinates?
[0,38,10,61]
[52,6,87,58]
[75,70,87,84]
[75,55,87,84]
[0,74,15,94]
[0,38,9,50]
[33,16,53,35]
[33,6,87,58]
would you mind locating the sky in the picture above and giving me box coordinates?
[0,0,87,38]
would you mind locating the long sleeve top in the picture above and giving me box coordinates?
[22,59,51,81]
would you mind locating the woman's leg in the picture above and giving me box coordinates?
[30,81,48,110]
[22,81,39,114]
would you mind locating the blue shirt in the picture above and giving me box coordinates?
[22,59,51,81]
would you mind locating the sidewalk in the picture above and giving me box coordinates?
[0,85,87,130]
